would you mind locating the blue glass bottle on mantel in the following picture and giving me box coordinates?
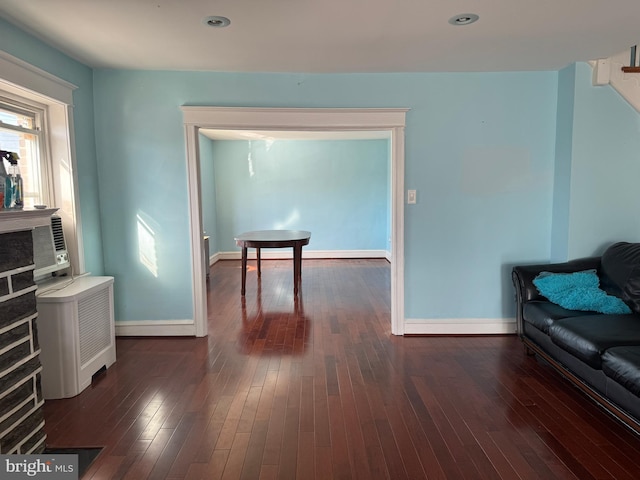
[10,158,23,209]
[3,164,14,209]
[0,156,6,209]
[0,150,23,209]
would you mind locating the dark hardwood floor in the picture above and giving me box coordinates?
[43,259,640,479]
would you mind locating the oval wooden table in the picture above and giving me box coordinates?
[234,230,311,296]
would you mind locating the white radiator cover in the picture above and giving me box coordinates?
[36,276,115,399]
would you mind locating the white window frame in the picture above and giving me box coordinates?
[0,93,53,208]
[0,50,84,275]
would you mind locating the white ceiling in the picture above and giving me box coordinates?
[1,0,640,73]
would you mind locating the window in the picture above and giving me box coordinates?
[0,50,83,275]
[0,97,49,209]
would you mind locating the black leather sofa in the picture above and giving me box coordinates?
[512,242,640,433]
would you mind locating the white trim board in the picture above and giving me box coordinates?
[210,252,223,265]
[404,318,517,335]
[215,250,389,261]
[0,50,77,105]
[116,316,516,337]
[115,320,195,337]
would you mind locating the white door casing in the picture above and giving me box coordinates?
[182,106,408,337]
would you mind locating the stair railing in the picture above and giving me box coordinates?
[622,45,640,72]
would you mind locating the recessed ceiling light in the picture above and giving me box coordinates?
[448,14,479,26]
[203,16,230,28]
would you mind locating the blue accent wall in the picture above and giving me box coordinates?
[208,139,390,252]
[7,16,640,325]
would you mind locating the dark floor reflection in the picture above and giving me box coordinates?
[238,280,310,355]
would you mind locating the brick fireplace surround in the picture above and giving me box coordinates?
[0,209,56,454]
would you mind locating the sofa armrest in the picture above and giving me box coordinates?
[512,256,601,335]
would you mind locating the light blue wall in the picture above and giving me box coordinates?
[551,64,576,262]
[92,69,558,321]
[92,72,194,321]
[404,74,558,319]
[564,62,640,258]
[14,15,640,325]
[0,18,104,276]
[209,139,389,252]
[199,134,218,254]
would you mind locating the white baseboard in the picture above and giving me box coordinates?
[115,316,514,337]
[216,250,389,260]
[115,319,195,336]
[210,252,223,265]
[403,318,517,335]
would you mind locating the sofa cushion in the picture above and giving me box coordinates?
[601,242,640,314]
[523,301,594,334]
[549,315,640,369]
[602,346,640,396]
[533,269,631,314]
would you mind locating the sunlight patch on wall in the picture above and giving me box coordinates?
[137,213,158,277]
[246,139,277,178]
[247,142,255,177]
[274,210,300,230]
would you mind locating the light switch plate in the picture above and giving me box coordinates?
[407,189,416,204]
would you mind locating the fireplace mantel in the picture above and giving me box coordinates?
[0,208,58,234]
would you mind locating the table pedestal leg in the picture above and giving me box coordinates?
[241,246,247,296]
[293,243,302,295]
[257,247,261,277]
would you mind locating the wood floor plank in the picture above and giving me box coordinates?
[40,259,640,479]
[295,430,315,480]
[122,428,174,480]
[192,395,232,463]
[220,432,251,480]
[147,413,198,480]
[327,394,352,480]
[166,412,216,478]
[238,419,268,480]
[382,402,428,479]
[86,455,124,480]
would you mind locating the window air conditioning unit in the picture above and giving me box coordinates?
[32,214,70,282]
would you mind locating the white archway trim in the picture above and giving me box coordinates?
[182,106,408,337]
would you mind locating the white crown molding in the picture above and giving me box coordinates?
[0,50,77,105]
